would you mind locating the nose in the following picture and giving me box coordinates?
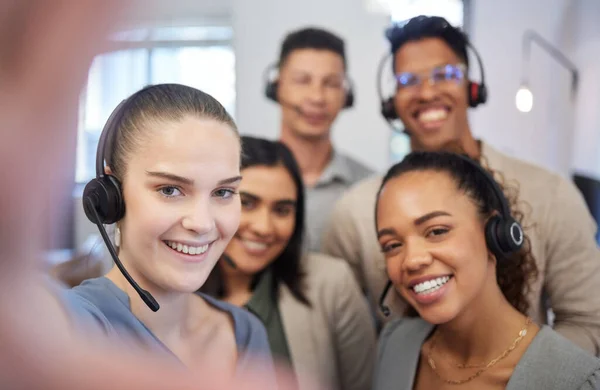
[416,77,438,102]
[307,81,326,105]
[249,207,274,237]
[402,239,433,272]
[181,197,215,235]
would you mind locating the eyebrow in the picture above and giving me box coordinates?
[146,171,242,186]
[414,210,451,226]
[218,175,243,185]
[146,171,193,185]
[290,69,343,78]
[376,210,451,239]
[240,191,296,206]
[377,227,396,240]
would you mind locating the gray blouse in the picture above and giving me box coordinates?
[62,277,276,382]
[373,317,600,390]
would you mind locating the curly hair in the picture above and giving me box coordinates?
[375,150,539,316]
[479,155,538,315]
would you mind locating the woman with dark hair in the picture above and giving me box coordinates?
[201,136,376,390]
[373,151,600,390]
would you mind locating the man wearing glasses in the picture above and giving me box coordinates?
[321,15,600,356]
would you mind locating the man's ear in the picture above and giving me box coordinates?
[104,166,113,175]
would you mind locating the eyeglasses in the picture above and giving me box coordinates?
[395,63,467,90]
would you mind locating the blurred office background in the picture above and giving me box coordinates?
[46,0,600,259]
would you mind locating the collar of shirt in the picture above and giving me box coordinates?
[314,149,356,187]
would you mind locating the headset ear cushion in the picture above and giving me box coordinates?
[344,88,354,108]
[82,175,125,225]
[477,83,488,105]
[485,215,524,260]
[484,215,504,259]
[381,97,398,119]
[468,81,479,108]
[497,217,524,254]
[265,80,279,102]
[468,81,488,108]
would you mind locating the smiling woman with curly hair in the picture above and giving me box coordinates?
[372,151,600,390]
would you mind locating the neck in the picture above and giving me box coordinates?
[220,262,254,306]
[433,283,528,364]
[280,124,333,187]
[411,125,481,160]
[106,265,197,342]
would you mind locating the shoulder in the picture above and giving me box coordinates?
[331,175,383,216]
[379,316,433,347]
[301,252,356,286]
[373,317,432,390]
[199,293,270,354]
[198,297,277,388]
[483,143,570,196]
[343,174,383,202]
[62,277,122,334]
[337,153,375,182]
[377,316,433,362]
[511,326,600,388]
[297,253,367,316]
[485,144,592,221]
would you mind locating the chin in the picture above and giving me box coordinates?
[415,306,458,325]
[294,125,330,140]
[411,132,451,150]
[168,273,212,293]
[233,256,274,277]
[165,260,219,293]
[401,284,459,325]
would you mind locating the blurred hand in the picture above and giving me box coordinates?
[0,1,310,389]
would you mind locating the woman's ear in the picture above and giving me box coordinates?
[104,165,113,175]
[487,251,498,268]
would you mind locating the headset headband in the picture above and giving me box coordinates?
[95,86,157,178]
[465,39,486,89]
[95,100,126,178]
[454,154,511,218]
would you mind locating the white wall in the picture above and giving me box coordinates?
[121,0,232,27]
[233,0,600,177]
[232,0,391,173]
[71,0,600,250]
[469,0,600,178]
[569,0,600,179]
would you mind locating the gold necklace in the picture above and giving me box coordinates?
[426,317,532,385]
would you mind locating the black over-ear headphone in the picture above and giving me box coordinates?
[378,153,524,317]
[264,63,355,109]
[379,20,488,123]
[458,154,524,258]
[82,86,160,312]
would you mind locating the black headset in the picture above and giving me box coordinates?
[82,85,160,312]
[378,153,524,317]
[263,63,355,109]
[378,17,488,123]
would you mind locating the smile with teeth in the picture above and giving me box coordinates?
[412,276,452,295]
[164,240,209,255]
[417,108,448,123]
[240,238,269,251]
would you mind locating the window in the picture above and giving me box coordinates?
[387,0,468,164]
[75,26,235,183]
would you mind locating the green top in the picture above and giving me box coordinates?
[244,268,293,364]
